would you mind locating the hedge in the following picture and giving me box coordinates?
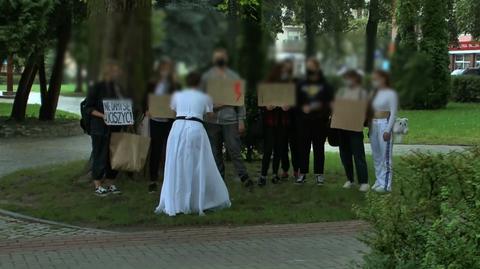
[357,148,480,269]
[451,75,480,103]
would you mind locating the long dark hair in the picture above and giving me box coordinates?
[151,57,178,93]
[373,69,391,88]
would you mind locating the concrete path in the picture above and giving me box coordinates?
[0,221,368,269]
[0,92,82,115]
[0,135,90,177]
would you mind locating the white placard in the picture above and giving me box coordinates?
[102,99,134,126]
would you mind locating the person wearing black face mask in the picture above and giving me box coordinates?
[201,48,253,189]
[294,57,334,186]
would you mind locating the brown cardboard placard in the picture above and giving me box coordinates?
[330,98,368,132]
[206,79,245,106]
[257,83,296,107]
[148,94,176,119]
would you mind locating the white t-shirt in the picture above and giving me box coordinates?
[372,88,398,132]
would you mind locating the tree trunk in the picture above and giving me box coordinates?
[38,54,48,105]
[10,54,38,121]
[365,0,379,74]
[6,54,14,93]
[39,0,72,121]
[238,3,266,161]
[75,63,83,93]
[304,0,316,57]
[227,0,239,68]
[88,0,152,118]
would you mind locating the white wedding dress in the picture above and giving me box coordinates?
[155,89,231,216]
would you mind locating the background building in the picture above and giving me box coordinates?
[449,35,480,71]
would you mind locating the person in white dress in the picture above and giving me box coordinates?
[155,72,231,216]
[369,70,398,193]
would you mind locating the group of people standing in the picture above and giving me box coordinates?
[84,48,398,216]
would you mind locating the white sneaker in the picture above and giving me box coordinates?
[359,184,370,192]
[373,185,387,193]
[315,174,325,186]
[343,181,354,189]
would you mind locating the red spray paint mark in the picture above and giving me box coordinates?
[234,81,242,102]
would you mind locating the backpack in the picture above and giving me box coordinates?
[80,99,91,135]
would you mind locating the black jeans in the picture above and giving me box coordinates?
[149,119,173,182]
[339,130,368,184]
[288,118,299,173]
[91,134,118,180]
[296,113,328,175]
[261,125,289,176]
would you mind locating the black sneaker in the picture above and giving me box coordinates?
[94,186,108,197]
[107,185,122,195]
[148,183,158,193]
[272,175,281,184]
[295,175,306,185]
[257,176,267,187]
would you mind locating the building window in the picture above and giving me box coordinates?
[455,54,471,70]
[475,54,480,68]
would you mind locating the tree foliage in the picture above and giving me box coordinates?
[0,0,55,57]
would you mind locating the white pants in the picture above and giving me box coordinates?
[370,119,393,192]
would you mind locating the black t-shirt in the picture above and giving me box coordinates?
[296,77,334,118]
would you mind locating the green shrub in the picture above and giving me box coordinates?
[451,75,480,103]
[356,148,480,269]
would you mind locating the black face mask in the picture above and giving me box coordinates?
[215,59,227,67]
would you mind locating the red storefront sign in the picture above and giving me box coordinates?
[449,41,480,51]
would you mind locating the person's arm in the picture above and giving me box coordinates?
[85,83,104,119]
[386,91,398,133]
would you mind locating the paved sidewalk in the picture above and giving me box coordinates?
[0,215,108,240]
[0,135,91,177]
[0,92,82,115]
[0,221,368,269]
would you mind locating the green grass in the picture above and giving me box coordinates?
[0,153,400,230]
[0,103,79,120]
[1,84,86,97]
[397,103,480,145]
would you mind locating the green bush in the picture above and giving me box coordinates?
[356,148,480,269]
[451,75,480,103]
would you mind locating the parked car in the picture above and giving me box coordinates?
[461,68,480,76]
[451,69,465,76]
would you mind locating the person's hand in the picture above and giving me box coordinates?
[383,132,391,141]
[281,105,290,111]
[213,103,224,109]
[302,105,311,114]
[238,120,246,135]
[266,105,275,111]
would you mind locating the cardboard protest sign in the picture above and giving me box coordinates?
[103,99,134,126]
[148,94,175,119]
[206,79,245,106]
[330,98,368,132]
[257,83,296,106]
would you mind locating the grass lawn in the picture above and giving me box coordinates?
[397,103,480,145]
[0,103,79,120]
[1,84,87,97]
[0,153,400,230]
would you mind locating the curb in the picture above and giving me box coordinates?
[0,208,114,234]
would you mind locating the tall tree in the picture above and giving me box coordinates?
[237,1,267,159]
[365,0,379,73]
[1,0,55,121]
[87,0,152,117]
[39,0,73,120]
[420,0,450,109]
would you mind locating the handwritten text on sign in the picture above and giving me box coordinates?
[103,99,134,126]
